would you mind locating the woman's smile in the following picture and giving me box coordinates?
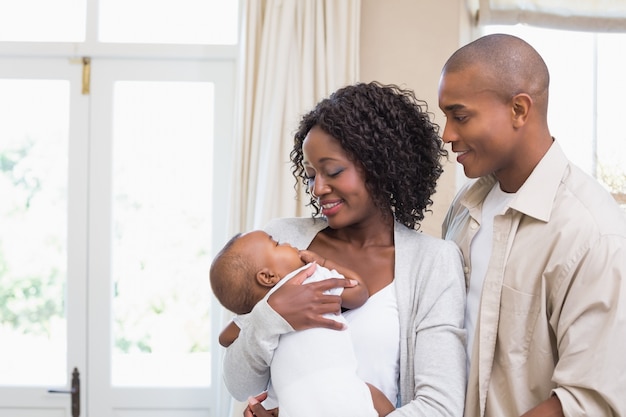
[320,199,343,216]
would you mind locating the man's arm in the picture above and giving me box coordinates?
[551,235,626,415]
[520,396,564,417]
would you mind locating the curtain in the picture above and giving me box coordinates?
[219,1,360,415]
[471,0,626,32]
[229,0,360,235]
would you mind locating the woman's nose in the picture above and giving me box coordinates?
[311,177,329,198]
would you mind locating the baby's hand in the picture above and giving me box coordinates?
[244,393,279,417]
[299,249,325,266]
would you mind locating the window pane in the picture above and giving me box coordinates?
[597,33,626,208]
[0,0,85,42]
[111,81,213,387]
[481,25,595,174]
[99,0,238,45]
[0,80,69,385]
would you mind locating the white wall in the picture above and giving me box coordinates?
[360,0,473,237]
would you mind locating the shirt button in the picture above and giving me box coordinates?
[470,220,478,230]
[464,266,470,274]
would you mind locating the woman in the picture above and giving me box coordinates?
[224,81,466,416]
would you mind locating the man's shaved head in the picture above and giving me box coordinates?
[442,33,550,114]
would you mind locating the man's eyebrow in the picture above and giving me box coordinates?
[443,103,466,112]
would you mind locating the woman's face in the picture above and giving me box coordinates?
[302,126,378,229]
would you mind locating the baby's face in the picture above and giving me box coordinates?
[237,231,304,277]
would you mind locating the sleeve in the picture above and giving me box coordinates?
[551,234,626,416]
[391,241,467,417]
[222,298,294,401]
[231,315,243,328]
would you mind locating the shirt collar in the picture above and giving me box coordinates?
[510,140,567,222]
[461,140,568,223]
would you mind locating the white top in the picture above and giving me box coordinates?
[343,281,399,405]
[239,263,377,417]
[466,183,515,365]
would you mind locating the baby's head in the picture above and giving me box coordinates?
[210,230,304,314]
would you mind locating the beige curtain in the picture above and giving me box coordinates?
[229,0,360,236]
[471,0,626,31]
[220,1,360,415]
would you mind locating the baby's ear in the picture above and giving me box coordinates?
[256,268,280,287]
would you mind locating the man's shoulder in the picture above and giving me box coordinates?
[558,165,626,236]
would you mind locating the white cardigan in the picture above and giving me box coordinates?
[222,217,467,417]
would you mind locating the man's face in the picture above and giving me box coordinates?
[438,66,519,180]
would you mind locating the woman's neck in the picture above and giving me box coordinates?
[326,212,394,249]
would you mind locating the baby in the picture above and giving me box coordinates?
[210,230,394,417]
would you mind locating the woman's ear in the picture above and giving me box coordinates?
[256,268,280,287]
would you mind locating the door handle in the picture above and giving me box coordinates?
[48,367,80,417]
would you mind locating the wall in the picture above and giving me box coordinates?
[360,0,473,237]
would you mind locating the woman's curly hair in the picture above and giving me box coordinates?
[290,81,447,230]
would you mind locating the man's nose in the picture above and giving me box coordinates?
[441,122,457,144]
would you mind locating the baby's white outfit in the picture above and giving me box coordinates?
[236,263,377,417]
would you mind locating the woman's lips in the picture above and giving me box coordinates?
[320,200,343,216]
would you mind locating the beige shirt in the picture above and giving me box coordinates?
[443,141,626,417]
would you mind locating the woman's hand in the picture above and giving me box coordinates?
[267,262,349,331]
[243,392,279,417]
[299,250,369,310]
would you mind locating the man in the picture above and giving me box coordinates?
[440,33,626,417]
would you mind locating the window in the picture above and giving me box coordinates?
[0,1,238,415]
[480,25,626,211]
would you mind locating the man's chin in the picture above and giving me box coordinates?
[461,166,481,179]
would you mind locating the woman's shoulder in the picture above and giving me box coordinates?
[264,217,326,232]
[393,223,465,294]
[394,222,459,254]
[264,217,328,248]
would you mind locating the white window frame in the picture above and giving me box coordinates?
[0,1,240,415]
